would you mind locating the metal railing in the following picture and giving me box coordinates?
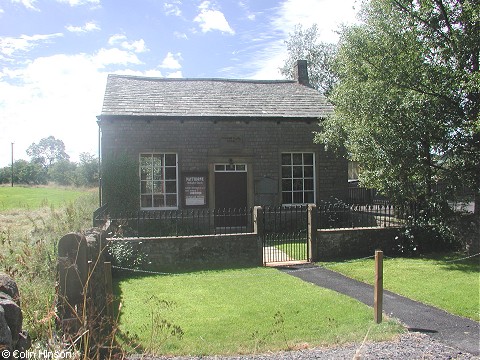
[95,207,254,237]
[317,202,409,229]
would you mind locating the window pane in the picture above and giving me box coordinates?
[153,195,165,208]
[153,154,163,168]
[282,192,292,204]
[304,153,314,165]
[236,164,246,171]
[304,166,314,178]
[141,195,152,208]
[140,155,152,167]
[305,191,314,203]
[281,154,291,165]
[226,164,235,171]
[141,167,151,180]
[165,180,176,193]
[153,181,164,193]
[141,181,152,194]
[166,194,177,207]
[293,179,303,191]
[165,154,176,166]
[293,153,303,165]
[293,192,303,204]
[153,167,163,180]
[215,164,225,171]
[165,167,176,180]
[281,166,292,178]
[304,179,314,190]
[282,179,292,191]
[293,166,303,178]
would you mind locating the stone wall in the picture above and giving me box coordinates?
[316,227,403,261]
[109,232,263,271]
[100,117,348,208]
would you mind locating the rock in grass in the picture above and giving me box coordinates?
[0,274,20,305]
[0,305,12,353]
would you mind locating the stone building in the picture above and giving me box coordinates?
[97,60,347,212]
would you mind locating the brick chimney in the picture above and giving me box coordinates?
[294,59,310,86]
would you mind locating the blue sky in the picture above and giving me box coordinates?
[0,0,358,167]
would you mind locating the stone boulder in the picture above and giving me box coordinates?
[0,273,30,358]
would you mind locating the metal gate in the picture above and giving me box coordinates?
[262,205,309,264]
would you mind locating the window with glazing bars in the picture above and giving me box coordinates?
[281,153,315,204]
[140,153,178,209]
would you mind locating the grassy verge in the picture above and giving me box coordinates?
[115,267,404,356]
[319,253,480,321]
[0,187,98,341]
[0,185,88,211]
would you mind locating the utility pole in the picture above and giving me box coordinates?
[11,142,14,187]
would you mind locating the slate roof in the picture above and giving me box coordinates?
[100,74,333,119]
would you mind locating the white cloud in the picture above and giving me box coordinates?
[194,1,235,35]
[93,48,143,68]
[247,0,359,80]
[166,70,182,78]
[173,31,188,40]
[0,48,164,166]
[0,33,64,57]
[66,21,101,33]
[108,34,148,53]
[55,0,100,6]
[159,52,182,70]
[164,0,182,16]
[11,0,39,11]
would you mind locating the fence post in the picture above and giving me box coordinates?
[104,262,114,320]
[374,250,383,323]
[307,204,318,262]
[254,206,264,266]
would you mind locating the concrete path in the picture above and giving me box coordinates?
[279,264,480,356]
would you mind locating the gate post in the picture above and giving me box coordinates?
[307,204,318,262]
[253,206,264,266]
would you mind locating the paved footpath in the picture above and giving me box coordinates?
[280,264,480,356]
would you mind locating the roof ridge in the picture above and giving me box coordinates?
[108,73,295,84]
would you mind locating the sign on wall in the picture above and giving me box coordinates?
[183,173,207,207]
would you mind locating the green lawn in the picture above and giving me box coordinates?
[0,186,89,211]
[319,254,480,321]
[115,267,404,356]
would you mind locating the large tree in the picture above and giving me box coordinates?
[26,136,70,169]
[315,0,479,216]
[279,24,338,96]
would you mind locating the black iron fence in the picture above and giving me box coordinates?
[94,206,253,237]
[317,201,417,229]
[93,201,413,238]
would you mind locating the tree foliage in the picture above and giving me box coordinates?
[316,0,479,215]
[26,136,70,169]
[280,24,338,95]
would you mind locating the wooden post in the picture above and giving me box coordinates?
[374,250,383,323]
[104,262,114,320]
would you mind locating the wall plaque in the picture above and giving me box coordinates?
[183,173,207,207]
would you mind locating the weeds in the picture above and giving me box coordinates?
[0,189,97,345]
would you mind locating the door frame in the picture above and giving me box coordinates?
[207,158,254,211]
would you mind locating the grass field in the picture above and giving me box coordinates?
[115,267,404,356]
[0,186,98,341]
[319,254,480,321]
[0,185,88,211]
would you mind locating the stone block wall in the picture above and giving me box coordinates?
[100,117,348,209]
[109,233,263,271]
[316,227,402,261]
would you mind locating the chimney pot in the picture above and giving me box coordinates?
[294,60,310,86]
